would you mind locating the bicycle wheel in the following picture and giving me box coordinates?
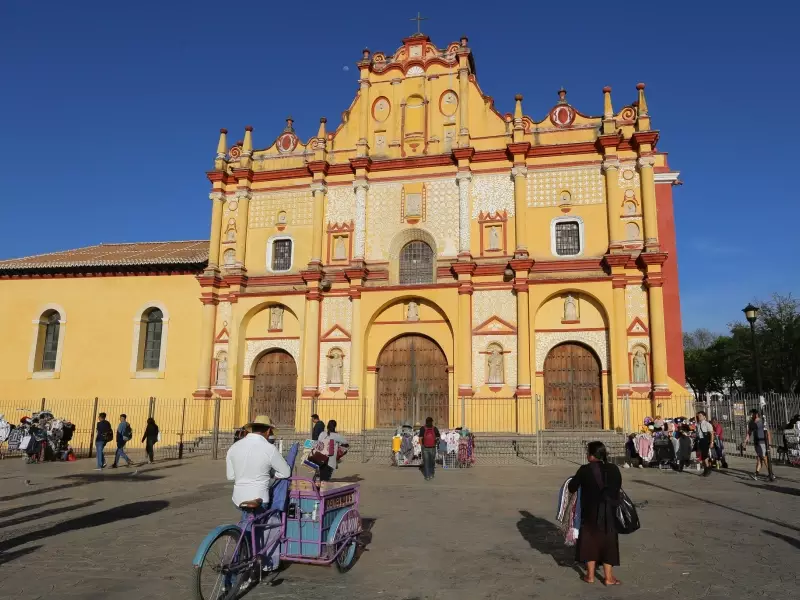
[331,508,361,573]
[194,528,252,600]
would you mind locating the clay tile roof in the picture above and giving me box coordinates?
[0,240,209,273]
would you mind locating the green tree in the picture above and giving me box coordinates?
[683,329,721,398]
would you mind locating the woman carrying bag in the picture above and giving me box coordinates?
[142,417,160,464]
[568,441,625,586]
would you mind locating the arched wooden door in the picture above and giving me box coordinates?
[543,343,602,429]
[251,350,297,427]
[376,335,448,428]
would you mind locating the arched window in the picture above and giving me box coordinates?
[41,311,61,371]
[142,309,163,370]
[399,240,434,285]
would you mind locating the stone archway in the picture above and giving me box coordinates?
[250,349,297,427]
[375,334,448,428]
[543,342,602,429]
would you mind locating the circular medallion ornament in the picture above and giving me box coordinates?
[440,90,458,117]
[372,97,390,123]
[623,169,635,181]
[229,146,242,159]
[549,105,575,128]
[228,200,238,211]
[276,132,298,154]
[620,106,636,121]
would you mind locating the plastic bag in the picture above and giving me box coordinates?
[614,489,640,534]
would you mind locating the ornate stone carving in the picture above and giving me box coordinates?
[318,341,350,391]
[632,348,649,383]
[486,343,504,384]
[535,330,609,371]
[326,185,355,225]
[322,297,352,333]
[245,338,300,374]
[618,161,641,190]
[327,348,344,385]
[353,179,369,259]
[527,166,605,208]
[637,156,656,169]
[473,290,516,328]
[249,190,313,228]
[471,173,515,218]
[406,301,420,322]
[625,284,648,324]
[472,334,517,389]
[269,306,284,331]
[456,171,472,252]
[215,352,228,387]
[564,295,578,321]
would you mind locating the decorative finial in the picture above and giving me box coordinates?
[284,117,295,133]
[514,94,524,119]
[215,128,228,166]
[410,11,428,35]
[242,126,253,155]
[317,117,327,138]
[460,35,469,47]
[603,86,613,119]
[558,87,567,104]
[362,48,370,60]
[636,83,648,116]
[244,125,253,132]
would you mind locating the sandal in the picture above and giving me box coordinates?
[604,578,622,586]
[582,576,595,584]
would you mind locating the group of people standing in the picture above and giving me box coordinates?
[94,412,160,470]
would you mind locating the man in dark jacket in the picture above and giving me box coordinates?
[95,412,113,470]
[111,414,133,468]
[311,414,325,441]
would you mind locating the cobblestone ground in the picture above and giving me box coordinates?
[1,452,799,600]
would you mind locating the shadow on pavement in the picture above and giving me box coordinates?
[0,545,41,566]
[0,473,165,502]
[632,480,800,533]
[0,498,69,519]
[332,474,365,483]
[763,530,800,550]
[0,499,102,529]
[516,510,583,577]
[740,482,800,497]
[0,500,169,552]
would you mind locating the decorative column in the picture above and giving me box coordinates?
[638,156,659,250]
[357,49,371,157]
[194,298,218,398]
[301,271,323,398]
[604,254,631,427]
[602,158,622,250]
[455,170,472,256]
[309,181,327,264]
[641,253,670,405]
[511,164,528,253]
[234,189,251,268]
[353,179,368,260]
[457,36,470,145]
[453,262,476,398]
[510,259,534,398]
[208,192,225,269]
[346,268,366,399]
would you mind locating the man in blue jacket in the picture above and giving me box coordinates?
[111,413,133,468]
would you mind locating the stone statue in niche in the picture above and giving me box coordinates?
[269,306,284,331]
[564,294,578,322]
[215,353,228,387]
[223,249,236,267]
[487,345,504,385]
[405,193,422,218]
[406,301,420,322]
[334,236,347,260]
[327,349,343,385]
[633,349,649,383]
[488,225,500,250]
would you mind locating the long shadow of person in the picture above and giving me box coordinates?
[516,510,584,578]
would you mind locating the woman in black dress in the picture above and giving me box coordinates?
[567,441,622,585]
[142,417,159,464]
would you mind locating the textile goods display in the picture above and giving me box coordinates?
[556,477,581,546]
[391,425,475,468]
[4,410,77,463]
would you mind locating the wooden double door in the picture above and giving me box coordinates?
[251,350,297,427]
[543,343,603,429]
[376,335,449,428]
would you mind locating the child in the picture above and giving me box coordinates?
[625,433,642,468]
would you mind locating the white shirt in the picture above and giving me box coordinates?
[226,433,291,507]
[696,420,714,439]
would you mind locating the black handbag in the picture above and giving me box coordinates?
[614,489,640,534]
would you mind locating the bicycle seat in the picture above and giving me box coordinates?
[238,499,263,511]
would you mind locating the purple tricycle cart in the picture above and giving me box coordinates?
[193,443,362,600]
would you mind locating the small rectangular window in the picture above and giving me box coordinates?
[143,321,163,370]
[272,239,292,271]
[555,222,581,256]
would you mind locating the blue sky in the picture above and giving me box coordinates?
[2,1,798,333]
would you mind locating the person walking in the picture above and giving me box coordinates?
[695,411,714,477]
[316,420,348,482]
[94,412,113,470]
[142,417,159,464]
[418,417,440,481]
[568,441,622,586]
[745,409,774,481]
[710,417,728,468]
[311,413,324,441]
[111,413,133,468]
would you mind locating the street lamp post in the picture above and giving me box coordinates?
[742,303,775,481]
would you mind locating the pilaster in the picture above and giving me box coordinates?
[510,258,533,398]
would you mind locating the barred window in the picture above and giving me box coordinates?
[41,312,60,371]
[143,309,163,370]
[271,239,292,271]
[399,241,434,285]
[554,221,581,256]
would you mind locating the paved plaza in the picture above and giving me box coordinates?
[0,451,799,600]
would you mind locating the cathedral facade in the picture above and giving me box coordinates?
[0,34,686,432]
